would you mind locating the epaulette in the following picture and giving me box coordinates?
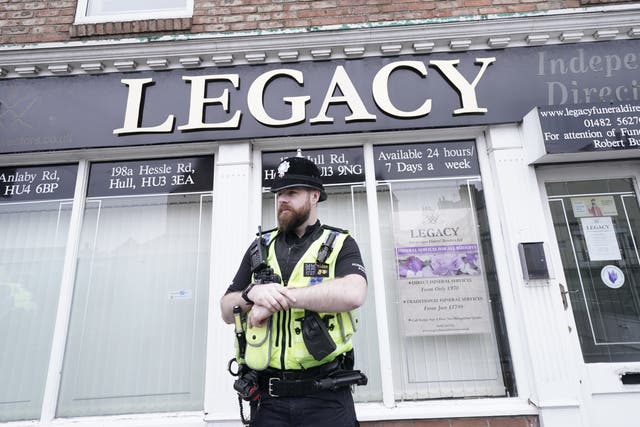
[321,224,349,234]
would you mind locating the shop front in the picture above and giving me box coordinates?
[1,22,639,427]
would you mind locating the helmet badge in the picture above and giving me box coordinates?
[277,160,290,178]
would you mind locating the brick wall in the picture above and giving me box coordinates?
[360,415,539,427]
[2,0,634,45]
[1,0,77,44]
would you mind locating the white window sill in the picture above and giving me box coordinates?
[355,397,537,421]
[74,11,193,25]
[203,396,537,424]
[6,412,205,427]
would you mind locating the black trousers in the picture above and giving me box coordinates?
[249,388,359,427]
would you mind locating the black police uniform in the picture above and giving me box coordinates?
[225,221,366,427]
[225,156,367,427]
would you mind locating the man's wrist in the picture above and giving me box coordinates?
[241,283,255,305]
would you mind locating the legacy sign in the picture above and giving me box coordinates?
[114,58,495,135]
[1,39,639,153]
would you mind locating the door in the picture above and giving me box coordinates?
[541,163,640,427]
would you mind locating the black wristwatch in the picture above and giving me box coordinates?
[241,283,255,305]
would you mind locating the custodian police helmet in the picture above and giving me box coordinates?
[270,156,327,202]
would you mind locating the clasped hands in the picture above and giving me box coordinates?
[246,282,296,328]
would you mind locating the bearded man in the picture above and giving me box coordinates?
[220,155,367,427]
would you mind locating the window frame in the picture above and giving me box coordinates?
[375,176,512,399]
[0,198,74,422]
[55,190,213,417]
[13,146,217,424]
[74,0,194,25]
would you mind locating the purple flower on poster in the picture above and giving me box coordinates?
[397,248,481,278]
[607,269,618,283]
[465,252,478,265]
[429,253,465,276]
[399,256,424,277]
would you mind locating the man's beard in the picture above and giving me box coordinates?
[278,198,311,233]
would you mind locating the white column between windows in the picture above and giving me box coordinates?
[476,130,533,399]
[363,142,395,408]
[40,160,90,422]
[204,143,253,422]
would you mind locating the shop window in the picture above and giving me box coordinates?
[56,157,213,417]
[373,141,516,400]
[0,164,78,422]
[261,149,382,402]
[75,0,193,23]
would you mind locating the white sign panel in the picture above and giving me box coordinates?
[395,207,491,336]
[581,216,622,261]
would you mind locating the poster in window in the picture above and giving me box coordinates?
[581,216,622,261]
[395,207,491,336]
[571,196,617,218]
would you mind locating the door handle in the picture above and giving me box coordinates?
[559,283,578,310]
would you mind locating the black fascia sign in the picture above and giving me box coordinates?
[539,101,640,154]
[2,39,639,154]
[262,147,365,189]
[0,164,77,203]
[87,156,214,198]
[373,140,480,181]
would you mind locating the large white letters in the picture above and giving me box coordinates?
[178,74,241,130]
[430,57,496,114]
[113,78,175,135]
[372,61,432,118]
[112,57,496,135]
[310,66,376,124]
[248,69,310,126]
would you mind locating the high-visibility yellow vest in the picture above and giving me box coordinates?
[244,227,359,371]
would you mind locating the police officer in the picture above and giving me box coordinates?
[220,155,367,427]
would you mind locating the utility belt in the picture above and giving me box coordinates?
[256,358,367,398]
[260,357,343,381]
